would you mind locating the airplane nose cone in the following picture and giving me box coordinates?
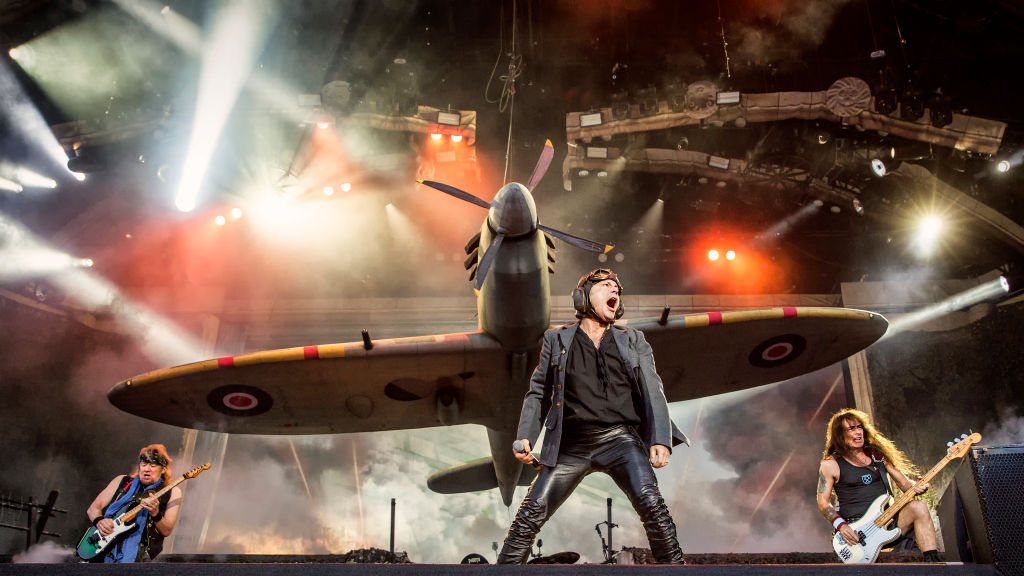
[488,183,537,237]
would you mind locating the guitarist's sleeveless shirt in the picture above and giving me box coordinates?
[834,455,887,521]
[103,476,172,562]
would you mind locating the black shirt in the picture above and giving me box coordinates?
[834,454,888,521]
[563,327,641,428]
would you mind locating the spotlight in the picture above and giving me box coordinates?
[914,214,944,256]
[215,215,226,226]
[578,169,590,177]
[708,249,720,261]
[870,157,900,178]
[610,91,629,119]
[716,91,741,105]
[596,171,608,178]
[450,134,463,143]
[430,133,443,141]
[900,90,925,121]
[0,176,23,193]
[708,155,730,170]
[725,250,736,261]
[929,95,953,128]
[997,160,1010,173]
[870,158,886,177]
[667,84,687,112]
[340,182,351,192]
[874,87,898,114]
[316,121,330,130]
[323,186,334,196]
[437,111,461,126]
[636,87,658,116]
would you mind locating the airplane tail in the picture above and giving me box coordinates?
[427,457,536,496]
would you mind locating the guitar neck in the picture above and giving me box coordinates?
[118,474,188,523]
[873,453,951,528]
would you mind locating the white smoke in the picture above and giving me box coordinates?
[982,408,1024,447]
[12,541,75,563]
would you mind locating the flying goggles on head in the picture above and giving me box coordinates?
[572,268,625,320]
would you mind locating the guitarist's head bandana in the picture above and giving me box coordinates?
[136,444,173,484]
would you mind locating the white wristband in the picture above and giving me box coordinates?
[832,516,846,531]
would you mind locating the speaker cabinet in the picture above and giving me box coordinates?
[939,445,1024,574]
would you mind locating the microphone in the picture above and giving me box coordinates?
[513,440,542,469]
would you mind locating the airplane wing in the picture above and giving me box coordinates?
[107,332,510,434]
[619,307,887,402]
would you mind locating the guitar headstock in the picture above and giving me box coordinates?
[946,433,982,459]
[184,463,212,479]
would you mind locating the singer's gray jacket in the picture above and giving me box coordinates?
[516,322,688,467]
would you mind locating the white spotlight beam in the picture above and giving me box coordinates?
[0,211,204,365]
[0,176,24,193]
[883,276,1010,339]
[753,201,821,246]
[173,1,273,212]
[0,60,73,179]
[0,162,57,189]
[113,0,307,124]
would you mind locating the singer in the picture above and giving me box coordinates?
[497,268,685,564]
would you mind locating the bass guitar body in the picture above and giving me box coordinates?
[831,493,901,564]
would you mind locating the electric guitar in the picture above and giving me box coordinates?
[76,463,210,560]
[832,433,981,564]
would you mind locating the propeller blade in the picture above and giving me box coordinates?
[527,139,554,192]
[418,180,490,209]
[474,233,505,290]
[538,224,613,254]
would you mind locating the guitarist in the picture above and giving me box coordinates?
[816,408,940,563]
[84,444,183,562]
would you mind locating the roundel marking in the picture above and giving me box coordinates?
[208,385,273,417]
[749,334,807,368]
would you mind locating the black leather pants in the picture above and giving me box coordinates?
[497,424,684,564]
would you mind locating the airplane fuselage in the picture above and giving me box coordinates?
[476,182,551,351]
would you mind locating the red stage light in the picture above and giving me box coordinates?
[708,249,720,261]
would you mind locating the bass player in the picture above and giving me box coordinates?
[816,408,941,563]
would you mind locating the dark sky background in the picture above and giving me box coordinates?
[2,0,1023,563]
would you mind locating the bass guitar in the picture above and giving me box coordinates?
[832,433,981,564]
[77,463,210,560]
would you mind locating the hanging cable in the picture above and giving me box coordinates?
[864,0,880,52]
[717,0,731,80]
[888,0,909,72]
[484,0,523,184]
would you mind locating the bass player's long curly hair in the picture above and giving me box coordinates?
[821,408,919,477]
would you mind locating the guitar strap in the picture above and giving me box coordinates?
[869,449,894,497]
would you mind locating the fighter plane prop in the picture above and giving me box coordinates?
[108,140,888,505]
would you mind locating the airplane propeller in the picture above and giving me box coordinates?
[419,139,613,289]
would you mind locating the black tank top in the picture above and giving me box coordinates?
[834,455,888,521]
